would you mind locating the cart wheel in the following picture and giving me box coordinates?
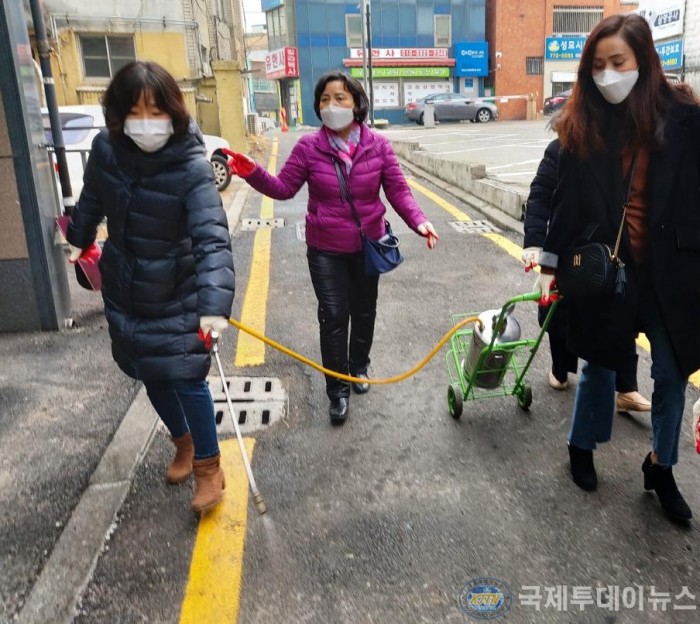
[517,385,533,411]
[448,383,464,419]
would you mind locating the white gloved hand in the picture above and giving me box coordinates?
[521,246,542,270]
[693,397,700,453]
[68,245,83,263]
[534,272,556,300]
[199,316,229,337]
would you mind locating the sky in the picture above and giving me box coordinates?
[243,0,265,30]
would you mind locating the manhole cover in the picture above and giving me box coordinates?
[206,376,287,434]
[449,220,501,234]
[240,218,285,231]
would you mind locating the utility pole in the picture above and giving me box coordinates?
[365,0,374,127]
[28,0,74,215]
[360,0,369,96]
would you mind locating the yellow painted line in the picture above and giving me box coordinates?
[260,140,278,220]
[235,228,272,366]
[234,139,278,366]
[408,178,700,386]
[179,437,255,624]
[407,179,471,221]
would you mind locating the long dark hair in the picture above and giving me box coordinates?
[313,71,369,123]
[102,61,191,138]
[555,13,697,158]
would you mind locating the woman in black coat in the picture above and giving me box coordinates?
[66,62,235,513]
[533,14,700,521]
[523,139,650,413]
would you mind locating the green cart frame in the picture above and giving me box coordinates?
[444,292,560,419]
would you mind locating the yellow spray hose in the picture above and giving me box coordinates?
[227,315,481,385]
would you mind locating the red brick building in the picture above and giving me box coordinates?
[485,0,638,119]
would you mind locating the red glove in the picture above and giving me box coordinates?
[69,242,101,265]
[221,148,256,177]
[198,327,212,350]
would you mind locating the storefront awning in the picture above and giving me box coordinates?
[342,58,455,67]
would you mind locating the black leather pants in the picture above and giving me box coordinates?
[307,246,379,399]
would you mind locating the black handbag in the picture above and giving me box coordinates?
[556,154,637,298]
[333,158,404,275]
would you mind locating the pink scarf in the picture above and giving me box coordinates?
[326,123,361,173]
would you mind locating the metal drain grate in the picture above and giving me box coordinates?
[448,220,501,234]
[240,218,286,231]
[206,376,287,434]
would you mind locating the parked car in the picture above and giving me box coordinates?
[41,105,233,196]
[405,92,498,125]
[543,89,572,115]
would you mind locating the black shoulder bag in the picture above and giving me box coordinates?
[556,153,637,298]
[332,158,404,275]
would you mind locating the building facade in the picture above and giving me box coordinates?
[263,0,487,127]
[485,0,638,119]
[40,0,246,109]
[685,0,700,92]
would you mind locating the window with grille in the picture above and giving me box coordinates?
[526,56,544,75]
[346,15,363,48]
[79,35,135,78]
[434,15,451,47]
[252,79,277,93]
[553,6,603,35]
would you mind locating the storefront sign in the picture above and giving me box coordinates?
[545,37,586,61]
[454,42,488,77]
[265,47,299,79]
[635,1,684,41]
[655,38,683,70]
[350,48,449,59]
[261,0,284,11]
[350,66,450,78]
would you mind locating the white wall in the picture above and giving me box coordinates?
[684,0,700,94]
[44,1,184,20]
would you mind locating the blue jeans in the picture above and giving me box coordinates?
[568,285,687,466]
[144,380,220,460]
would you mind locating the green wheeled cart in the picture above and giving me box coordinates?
[444,292,560,419]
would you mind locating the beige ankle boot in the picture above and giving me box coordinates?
[191,455,226,513]
[166,432,194,484]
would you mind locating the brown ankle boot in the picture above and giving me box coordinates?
[191,455,226,513]
[166,432,194,484]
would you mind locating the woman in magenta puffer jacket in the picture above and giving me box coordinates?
[229,71,438,425]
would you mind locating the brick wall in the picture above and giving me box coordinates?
[489,0,637,119]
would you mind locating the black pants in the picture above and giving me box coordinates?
[307,247,379,399]
[538,299,638,392]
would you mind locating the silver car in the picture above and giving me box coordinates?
[405,92,498,125]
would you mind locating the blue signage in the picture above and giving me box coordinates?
[454,42,488,77]
[261,0,283,11]
[545,37,587,61]
[655,38,683,71]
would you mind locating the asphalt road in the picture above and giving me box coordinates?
[382,118,557,195]
[11,129,699,624]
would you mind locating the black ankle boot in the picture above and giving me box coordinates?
[568,444,597,491]
[351,373,370,395]
[642,453,692,521]
[329,397,349,425]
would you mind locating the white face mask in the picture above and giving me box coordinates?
[123,118,174,152]
[320,105,355,131]
[593,69,639,104]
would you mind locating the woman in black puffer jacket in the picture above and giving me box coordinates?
[67,61,235,513]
